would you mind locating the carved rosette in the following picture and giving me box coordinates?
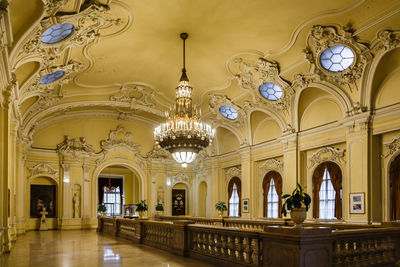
[382,135,400,158]
[308,146,346,169]
[110,85,155,108]
[100,125,141,153]
[29,163,59,182]
[260,159,283,177]
[208,94,246,127]
[56,135,95,158]
[226,166,241,182]
[234,57,294,111]
[171,173,192,186]
[304,25,373,92]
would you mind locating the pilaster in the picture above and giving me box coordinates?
[240,146,251,218]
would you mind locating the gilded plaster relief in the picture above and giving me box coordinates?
[100,125,141,153]
[110,85,155,108]
[308,146,346,169]
[226,166,241,182]
[56,135,95,157]
[146,145,171,160]
[29,163,59,181]
[382,135,400,158]
[208,94,246,128]
[234,58,294,111]
[260,159,283,177]
[304,25,372,93]
[172,173,192,186]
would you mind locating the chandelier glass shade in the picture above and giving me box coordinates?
[154,33,215,167]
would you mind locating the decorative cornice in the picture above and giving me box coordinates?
[29,163,58,182]
[308,146,345,168]
[234,57,294,111]
[226,166,241,181]
[260,158,283,176]
[100,125,141,153]
[382,135,400,158]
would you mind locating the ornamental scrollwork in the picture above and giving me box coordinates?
[29,163,59,181]
[208,94,246,127]
[382,135,400,158]
[57,135,95,157]
[234,57,294,111]
[371,30,400,53]
[304,25,373,92]
[226,166,241,181]
[260,159,283,176]
[308,146,345,169]
[146,145,171,159]
[110,85,155,108]
[100,125,141,153]
[171,173,191,186]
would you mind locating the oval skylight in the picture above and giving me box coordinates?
[40,70,65,84]
[41,23,74,44]
[259,82,283,101]
[320,45,354,72]
[219,105,238,120]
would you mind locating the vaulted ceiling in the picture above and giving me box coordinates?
[8,0,400,143]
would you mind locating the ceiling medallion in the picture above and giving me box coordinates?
[154,33,215,168]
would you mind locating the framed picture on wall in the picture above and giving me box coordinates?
[349,192,365,214]
[242,198,249,213]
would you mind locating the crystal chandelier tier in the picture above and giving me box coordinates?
[154,33,215,168]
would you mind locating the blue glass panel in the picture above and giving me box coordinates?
[219,105,238,120]
[40,70,65,84]
[320,45,354,72]
[259,82,283,101]
[41,23,74,44]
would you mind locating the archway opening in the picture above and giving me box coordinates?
[228,177,241,217]
[312,161,342,219]
[98,165,140,217]
[29,176,57,220]
[172,182,188,216]
[262,171,282,218]
[198,181,207,217]
[389,153,400,221]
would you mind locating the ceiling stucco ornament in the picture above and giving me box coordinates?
[226,166,241,181]
[22,94,62,125]
[146,145,171,160]
[29,163,58,181]
[304,25,373,92]
[208,94,246,127]
[110,85,155,108]
[308,146,346,169]
[100,125,141,153]
[260,159,283,176]
[56,135,95,158]
[381,135,400,158]
[234,58,294,111]
[171,173,192,186]
[42,0,68,16]
[371,29,400,53]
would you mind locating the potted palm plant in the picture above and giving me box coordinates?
[136,200,148,218]
[281,183,311,227]
[155,203,164,216]
[98,203,107,216]
[215,201,228,217]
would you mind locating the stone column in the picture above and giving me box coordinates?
[61,163,71,221]
[82,164,92,227]
[240,146,251,218]
[8,121,16,241]
[15,141,26,234]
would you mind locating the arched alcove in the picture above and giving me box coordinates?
[197,181,207,217]
[250,111,282,145]
[216,126,240,154]
[172,182,189,216]
[14,61,40,88]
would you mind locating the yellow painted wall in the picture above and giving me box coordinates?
[375,68,400,109]
[198,181,207,216]
[300,98,342,131]
[216,127,240,154]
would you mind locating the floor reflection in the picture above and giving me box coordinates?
[103,247,120,261]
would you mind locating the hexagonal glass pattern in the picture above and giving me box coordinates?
[259,82,283,101]
[40,70,65,84]
[219,105,238,120]
[320,45,354,72]
[41,23,74,44]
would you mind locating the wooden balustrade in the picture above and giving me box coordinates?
[98,217,400,267]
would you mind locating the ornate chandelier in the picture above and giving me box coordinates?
[154,33,215,168]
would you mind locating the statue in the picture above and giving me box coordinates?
[39,208,48,231]
[73,193,80,218]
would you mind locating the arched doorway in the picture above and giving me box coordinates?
[262,171,282,218]
[30,176,57,219]
[172,183,188,216]
[312,161,342,219]
[198,182,207,217]
[389,153,400,220]
[228,177,241,217]
[98,165,140,217]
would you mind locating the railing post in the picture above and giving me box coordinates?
[97,217,103,232]
[171,220,193,256]
[133,218,148,244]
[262,226,333,267]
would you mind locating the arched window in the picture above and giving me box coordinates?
[228,177,241,217]
[390,153,400,221]
[312,161,342,219]
[263,171,283,218]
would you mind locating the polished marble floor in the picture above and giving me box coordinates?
[1,230,216,267]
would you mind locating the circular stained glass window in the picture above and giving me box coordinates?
[320,45,354,72]
[259,82,283,101]
[41,23,74,44]
[219,105,238,120]
[40,70,65,84]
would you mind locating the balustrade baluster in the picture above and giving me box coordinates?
[243,237,251,264]
[228,236,236,260]
[214,234,221,257]
[221,235,228,258]
[236,236,244,262]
